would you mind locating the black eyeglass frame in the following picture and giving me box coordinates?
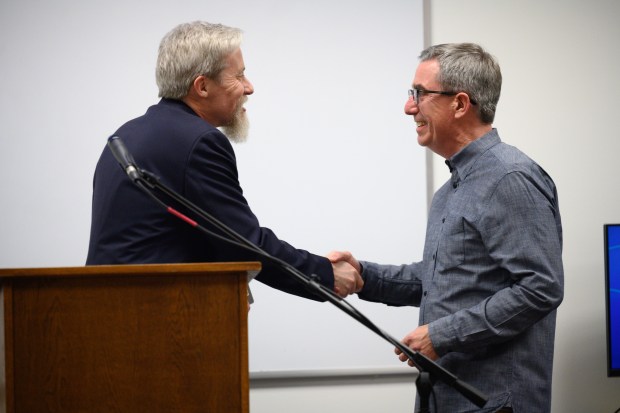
[408,88,477,105]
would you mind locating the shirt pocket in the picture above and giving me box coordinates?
[438,215,465,271]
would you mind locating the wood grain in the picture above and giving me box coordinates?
[0,263,259,413]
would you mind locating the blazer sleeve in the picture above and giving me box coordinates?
[183,130,334,301]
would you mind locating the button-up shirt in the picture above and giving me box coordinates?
[359,129,564,412]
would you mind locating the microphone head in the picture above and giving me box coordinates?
[107,135,141,182]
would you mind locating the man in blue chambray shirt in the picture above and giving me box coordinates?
[329,43,563,413]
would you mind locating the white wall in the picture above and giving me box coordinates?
[253,1,620,412]
[428,1,620,411]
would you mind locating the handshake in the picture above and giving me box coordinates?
[327,250,364,298]
[327,251,439,362]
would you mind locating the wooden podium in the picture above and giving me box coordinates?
[0,262,260,413]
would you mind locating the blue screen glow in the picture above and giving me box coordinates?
[606,224,620,375]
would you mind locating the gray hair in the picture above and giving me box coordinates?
[156,21,243,99]
[419,43,501,124]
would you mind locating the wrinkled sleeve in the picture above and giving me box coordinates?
[358,261,424,307]
[184,130,334,300]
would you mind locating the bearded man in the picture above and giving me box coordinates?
[86,21,362,300]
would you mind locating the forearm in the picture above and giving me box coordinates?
[357,261,423,306]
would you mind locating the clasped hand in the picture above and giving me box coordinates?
[327,250,363,298]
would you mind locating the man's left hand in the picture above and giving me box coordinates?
[395,324,439,364]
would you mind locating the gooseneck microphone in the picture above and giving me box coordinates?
[108,136,142,182]
[105,135,489,411]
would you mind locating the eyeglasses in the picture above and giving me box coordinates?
[408,88,477,105]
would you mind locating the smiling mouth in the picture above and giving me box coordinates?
[416,121,427,127]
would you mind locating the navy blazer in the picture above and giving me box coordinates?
[86,98,333,300]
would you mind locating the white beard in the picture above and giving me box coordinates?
[220,98,249,143]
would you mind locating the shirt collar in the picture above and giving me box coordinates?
[446,128,501,183]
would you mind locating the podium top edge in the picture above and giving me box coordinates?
[0,262,262,278]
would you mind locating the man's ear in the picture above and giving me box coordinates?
[453,92,473,119]
[191,75,209,98]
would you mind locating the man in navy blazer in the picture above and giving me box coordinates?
[86,21,363,300]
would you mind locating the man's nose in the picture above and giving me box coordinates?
[404,96,418,116]
[243,78,254,95]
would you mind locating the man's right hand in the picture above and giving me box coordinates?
[328,251,363,297]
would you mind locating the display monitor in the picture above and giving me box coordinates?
[605,224,620,377]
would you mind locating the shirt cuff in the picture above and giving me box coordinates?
[428,315,459,356]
